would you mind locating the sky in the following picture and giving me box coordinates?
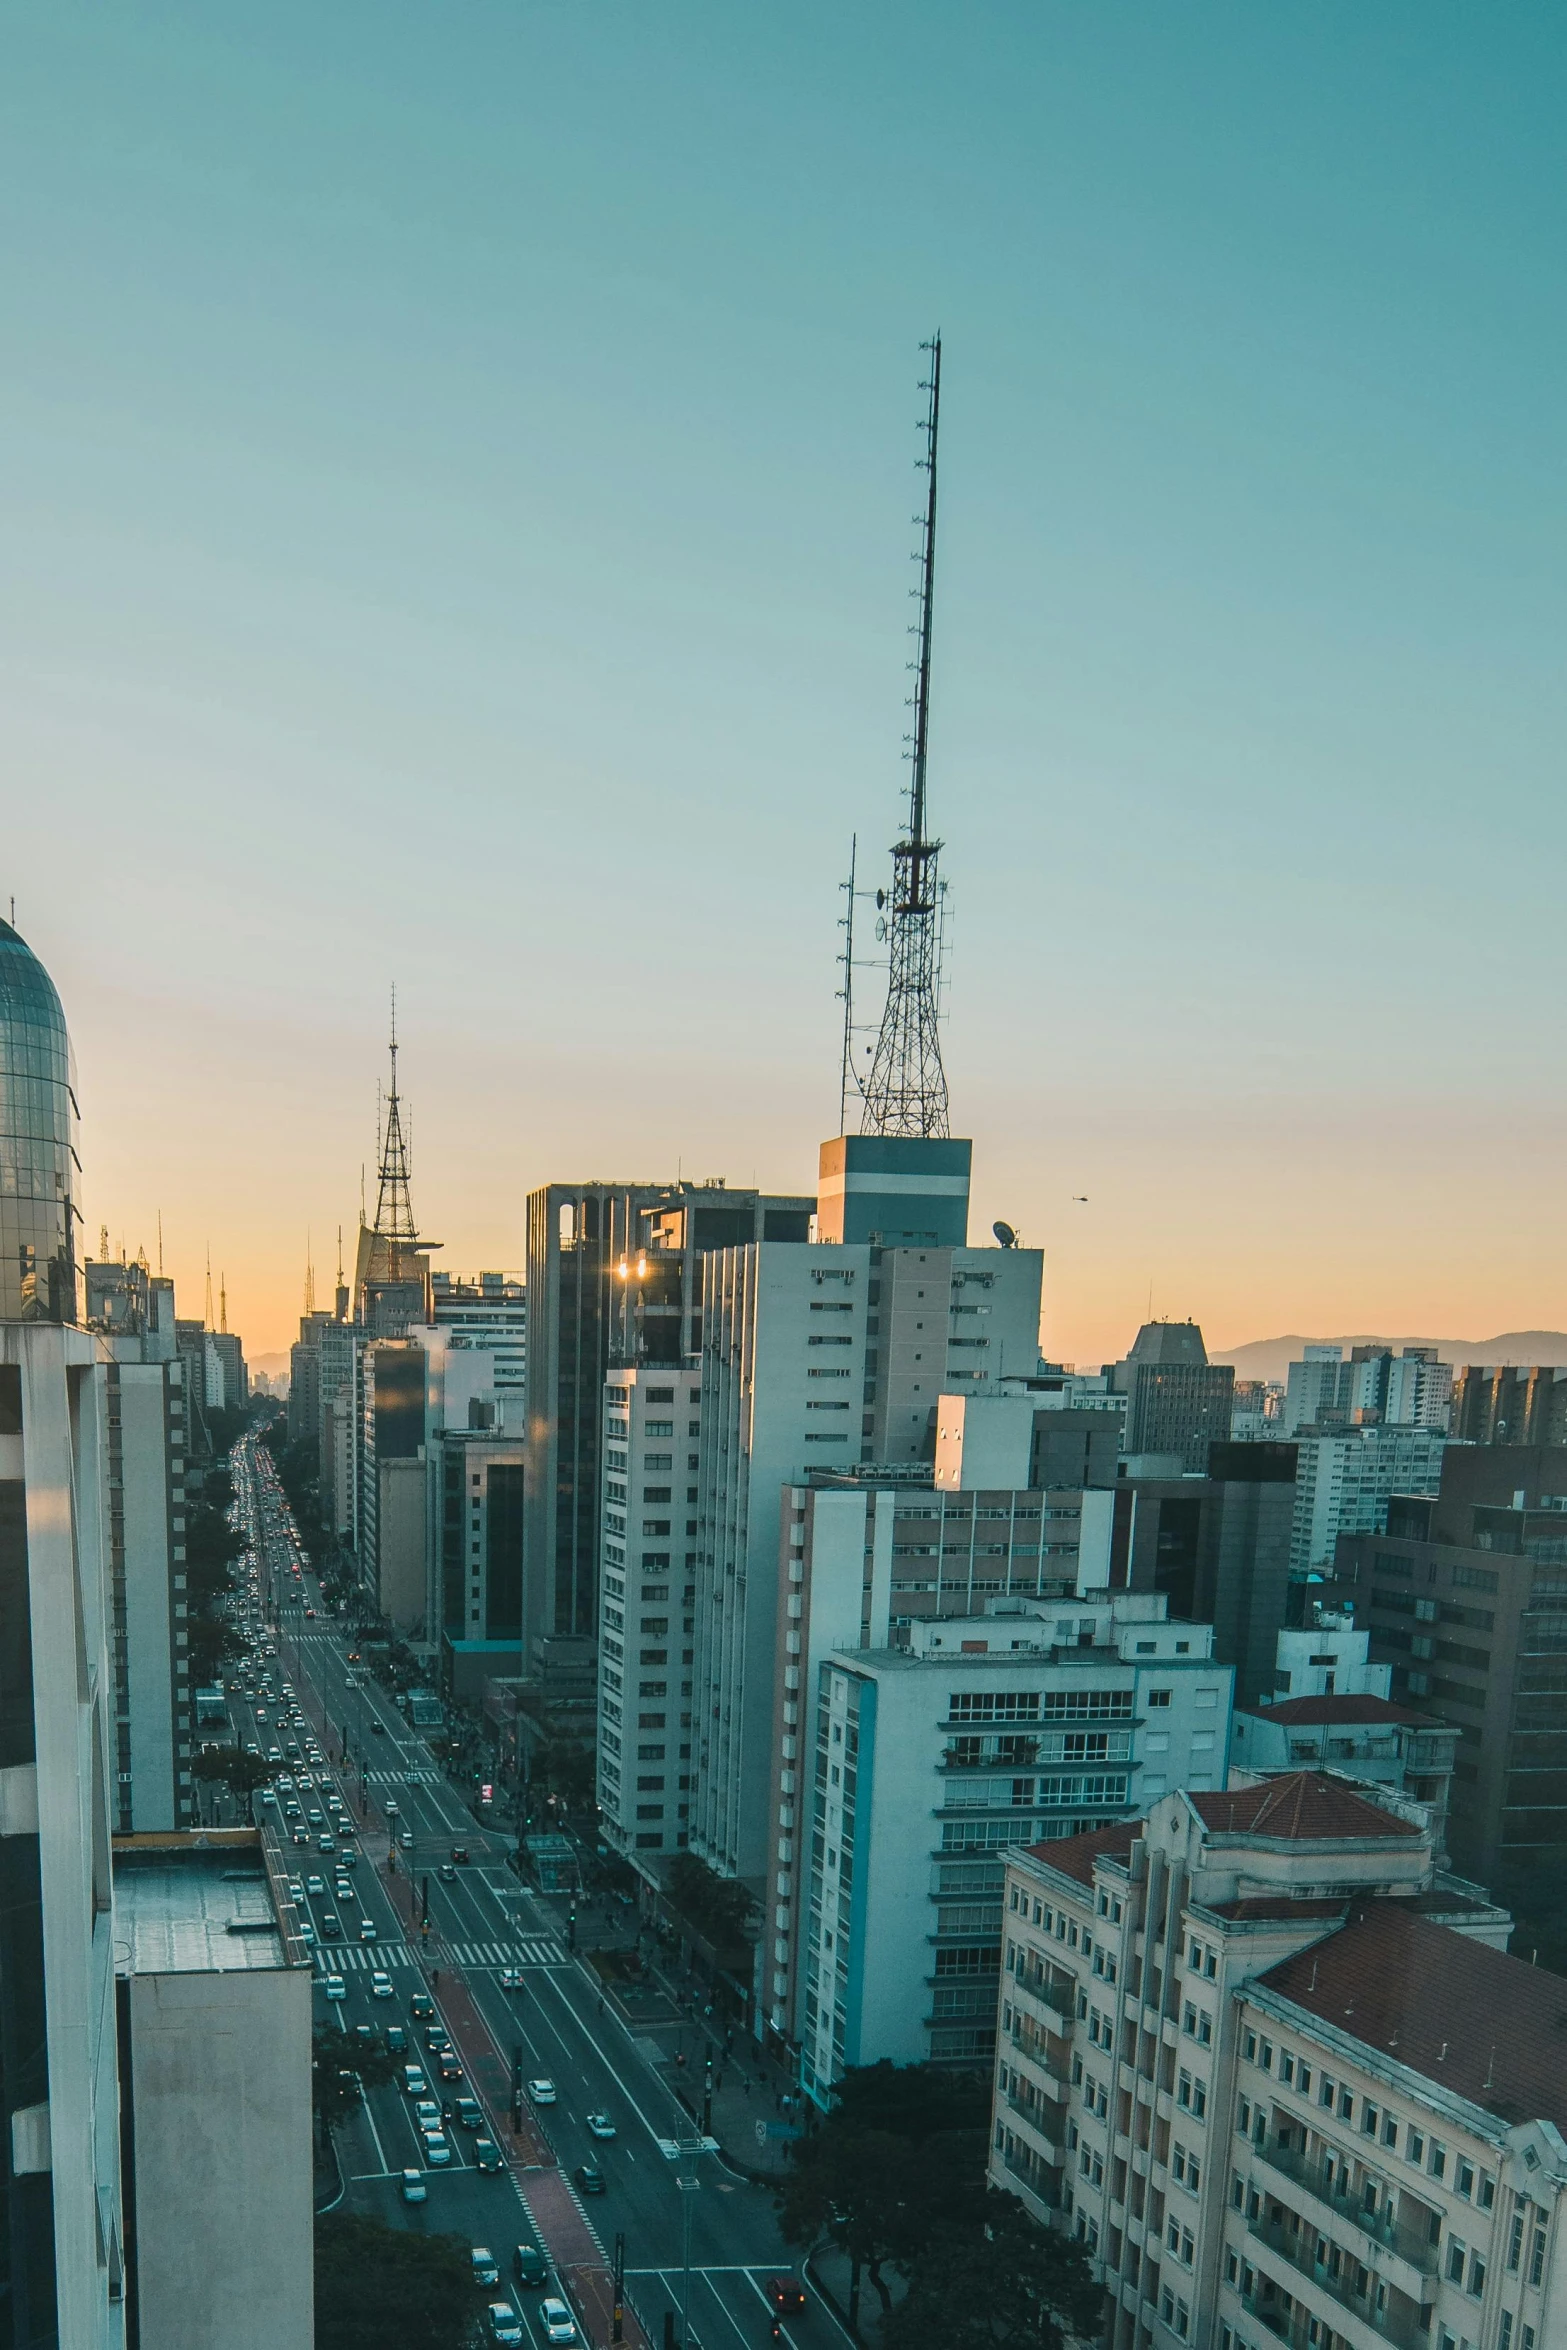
[5,5,1567,1367]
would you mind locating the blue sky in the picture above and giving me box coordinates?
[5,5,1566,1359]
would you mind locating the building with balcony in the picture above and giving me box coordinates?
[988,1773,1546,2350]
[1229,1696,1459,1860]
[796,1599,1233,2101]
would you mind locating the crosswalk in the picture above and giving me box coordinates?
[315,1936,563,1975]
[363,1767,438,1786]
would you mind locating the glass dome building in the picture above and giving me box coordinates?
[0,916,78,1321]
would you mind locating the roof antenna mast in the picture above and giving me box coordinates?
[860,334,951,1140]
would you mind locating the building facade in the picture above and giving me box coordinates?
[1289,1425,1447,1582]
[1114,1322,1236,1474]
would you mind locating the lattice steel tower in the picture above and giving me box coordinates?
[373,988,420,1270]
[860,334,951,1141]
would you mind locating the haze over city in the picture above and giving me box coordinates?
[7,5,1567,1367]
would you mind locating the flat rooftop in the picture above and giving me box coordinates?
[113,1836,289,1974]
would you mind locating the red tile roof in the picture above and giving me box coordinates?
[1023,1820,1139,1887]
[1260,1904,1567,2127]
[1188,1772,1422,1841]
[1237,1696,1437,1729]
[1205,1897,1351,1923]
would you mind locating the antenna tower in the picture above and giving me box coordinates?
[304,1228,315,1316]
[219,1272,228,1334]
[860,334,951,1140]
[372,986,421,1274]
[204,1247,214,1330]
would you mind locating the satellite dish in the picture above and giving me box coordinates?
[875,889,887,909]
[993,1221,1017,1249]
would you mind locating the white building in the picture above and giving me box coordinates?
[431,1269,527,1397]
[796,1595,1233,2102]
[1289,1425,1447,1578]
[597,1363,701,1861]
[991,1774,1530,2350]
[1266,1615,1392,1702]
[690,1227,1044,1888]
[1284,1344,1453,1438]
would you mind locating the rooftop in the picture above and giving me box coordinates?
[1261,1904,1567,2128]
[1239,1695,1440,1729]
[114,1835,290,1974]
[1187,1772,1422,1841]
[1023,1820,1139,1887]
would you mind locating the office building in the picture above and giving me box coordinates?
[354,1333,428,1629]
[431,1268,527,1395]
[1451,1362,1567,1449]
[114,1829,313,2349]
[796,1598,1233,2099]
[1113,1321,1235,1473]
[1335,1443,1567,1886]
[991,1777,1533,2350]
[1284,1343,1452,1437]
[1289,1423,1446,1581]
[690,1191,1044,1890]
[935,1385,1121,1493]
[0,915,126,2341]
[596,1363,701,1860]
[1229,1377,1283,1442]
[1105,1444,1300,1707]
[425,1329,525,1692]
[1230,1696,1459,1855]
[85,1260,196,1833]
[525,1178,812,1649]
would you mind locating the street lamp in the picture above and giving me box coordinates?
[656,2117,717,2350]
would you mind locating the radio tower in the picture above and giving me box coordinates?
[860,334,951,1141]
[373,988,420,1275]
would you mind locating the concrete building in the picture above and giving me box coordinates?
[355,1335,428,1630]
[1264,1614,1393,1701]
[1451,1362,1567,1449]
[1284,1343,1452,1437]
[797,1599,1233,2100]
[524,1179,812,1650]
[991,1775,1525,2350]
[1289,1423,1446,1583]
[1113,1322,1236,1474]
[1334,1444,1567,1888]
[431,1269,527,1397]
[114,1829,313,2349]
[1229,1378,1284,1442]
[1230,1696,1459,1856]
[0,916,126,2342]
[934,1385,1121,1493]
[596,1363,701,1861]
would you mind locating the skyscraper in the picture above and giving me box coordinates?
[0,918,126,2340]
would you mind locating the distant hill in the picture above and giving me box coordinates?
[1211,1332,1567,1385]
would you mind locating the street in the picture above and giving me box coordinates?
[226,1435,848,2350]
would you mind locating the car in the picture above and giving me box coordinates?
[513,2244,549,2289]
[286,1880,304,1903]
[488,2307,524,2347]
[370,1971,393,1999]
[245,1741,261,1756]
[321,1912,342,1940]
[475,2137,504,2173]
[305,1607,316,1618]
[574,2164,605,2196]
[451,1845,469,1864]
[414,2098,442,2129]
[371,1718,387,1735]
[421,2131,452,2167]
[323,1975,346,2001]
[437,2051,463,2082]
[438,1862,457,1884]
[386,2025,407,2053]
[424,2021,450,2048]
[359,1918,377,1940]
[453,2095,483,2130]
[337,1840,357,1861]
[306,1875,326,1896]
[585,2113,615,2141]
[400,2169,427,2204]
[767,2281,806,2319]
[410,1993,435,2020]
[291,1826,309,1846]
[318,1835,336,1854]
[334,1880,353,1904]
[398,1829,412,1848]
[403,2065,428,2094]
[352,2022,375,2046]
[541,2297,576,2344]
[471,2247,500,2287]
[499,1967,523,1991]
[528,2078,557,2106]
[307,1807,323,1826]
[298,1922,317,1947]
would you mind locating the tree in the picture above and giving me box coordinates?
[313,2214,477,2350]
[191,1745,279,1797]
[312,2024,404,2140]
[884,2192,1102,2350]
[776,2062,990,2318]
[187,1614,243,1683]
[666,1851,756,1963]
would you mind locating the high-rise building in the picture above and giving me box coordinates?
[796,1598,1233,2098]
[431,1269,526,1396]
[990,1779,1540,2350]
[1283,1342,1452,1436]
[1112,1321,1235,1472]
[595,1363,702,1861]
[524,1179,812,1648]
[0,917,126,2340]
[1334,1443,1567,1886]
[1289,1423,1446,1582]
[1450,1361,1567,1448]
[354,1334,428,1629]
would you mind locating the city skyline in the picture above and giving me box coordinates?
[9,6,1567,1363]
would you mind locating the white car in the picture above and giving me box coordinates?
[490,2307,524,2347]
[322,1975,346,2001]
[370,1971,393,1999]
[421,2131,453,2167]
[585,2112,616,2140]
[528,2078,558,2106]
[414,2099,442,2129]
[400,2169,427,2205]
[541,2298,576,2345]
[499,1968,524,1991]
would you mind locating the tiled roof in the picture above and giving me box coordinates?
[1205,1897,1350,1923]
[1237,1695,1437,1729]
[1260,1904,1567,2128]
[1188,1772,1422,1841]
[1024,1820,1139,1887]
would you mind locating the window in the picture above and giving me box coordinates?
[1447,2238,1466,2285]
[1507,2213,1524,2272]
[1279,2052,1295,2086]
[1148,1688,1172,1708]
[1407,2127,1424,2166]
